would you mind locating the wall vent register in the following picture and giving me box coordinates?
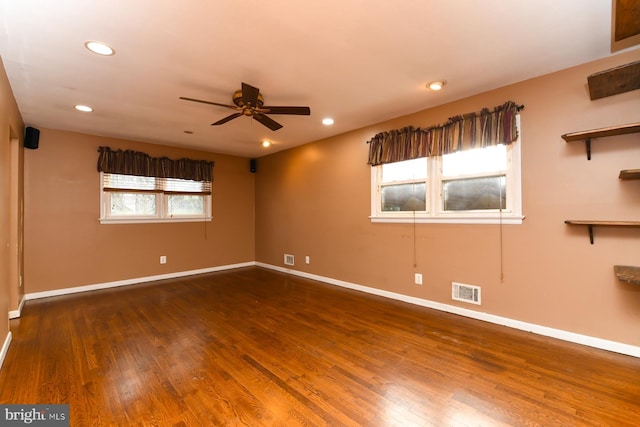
[452,282,481,305]
[284,254,295,266]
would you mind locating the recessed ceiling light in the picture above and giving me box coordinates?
[322,118,334,126]
[84,41,114,56]
[262,140,271,147]
[427,81,446,91]
[74,105,93,112]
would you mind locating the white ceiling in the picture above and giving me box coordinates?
[0,1,629,158]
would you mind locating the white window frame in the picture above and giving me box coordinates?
[99,173,212,224]
[370,116,523,225]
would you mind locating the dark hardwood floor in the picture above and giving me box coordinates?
[1,267,639,426]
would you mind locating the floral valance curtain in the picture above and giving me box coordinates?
[366,101,523,166]
[97,146,215,182]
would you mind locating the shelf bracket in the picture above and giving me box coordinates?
[585,138,591,160]
[565,220,640,244]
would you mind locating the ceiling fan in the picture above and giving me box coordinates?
[180,82,311,131]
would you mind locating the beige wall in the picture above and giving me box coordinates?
[256,49,640,346]
[0,56,25,344]
[23,129,255,293]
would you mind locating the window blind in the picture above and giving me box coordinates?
[102,173,212,195]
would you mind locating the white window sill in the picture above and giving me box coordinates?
[100,217,213,225]
[369,215,525,225]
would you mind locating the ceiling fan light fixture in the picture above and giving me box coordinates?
[427,81,446,91]
[74,104,93,112]
[84,41,115,56]
[322,118,334,126]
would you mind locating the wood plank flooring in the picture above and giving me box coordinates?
[1,267,639,426]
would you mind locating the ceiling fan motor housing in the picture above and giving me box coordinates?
[233,89,264,109]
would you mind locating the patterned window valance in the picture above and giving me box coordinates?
[97,146,215,182]
[366,101,523,166]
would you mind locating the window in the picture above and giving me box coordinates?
[100,173,212,223]
[379,156,428,212]
[371,119,522,224]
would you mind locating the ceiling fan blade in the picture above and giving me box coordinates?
[253,113,283,131]
[180,96,237,109]
[212,112,243,126]
[262,106,311,115]
[241,82,260,108]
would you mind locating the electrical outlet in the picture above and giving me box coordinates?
[414,273,423,285]
[160,256,167,264]
[305,256,310,264]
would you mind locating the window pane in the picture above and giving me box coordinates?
[442,176,506,211]
[382,158,427,183]
[168,195,205,215]
[381,183,426,211]
[442,145,507,177]
[110,193,156,216]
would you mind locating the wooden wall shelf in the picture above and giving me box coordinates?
[561,122,640,160]
[564,220,640,244]
[619,169,640,180]
[614,265,640,285]
[563,121,639,285]
[588,61,640,99]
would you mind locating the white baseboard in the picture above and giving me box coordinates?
[25,262,256,301]
[0,331,11,371]
[9,296,26,319]
[256,262,640,359]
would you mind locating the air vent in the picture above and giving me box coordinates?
[452,282,481,305]
[284,254,295,266]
